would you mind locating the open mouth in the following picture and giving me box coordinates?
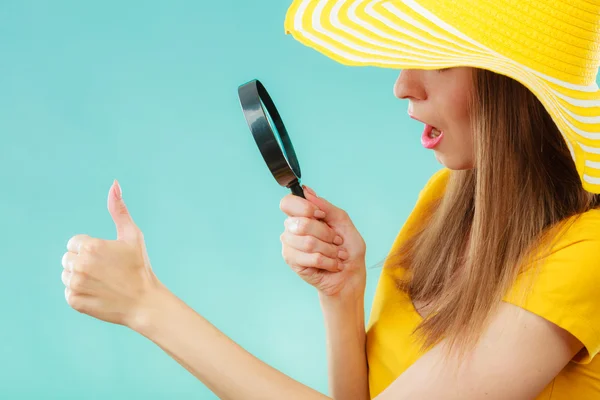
[429,127,442,138]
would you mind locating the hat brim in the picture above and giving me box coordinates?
[284,0,600,194]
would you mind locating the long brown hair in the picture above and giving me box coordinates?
[379,67,600,366]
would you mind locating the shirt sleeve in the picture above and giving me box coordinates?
[502,215,600,364]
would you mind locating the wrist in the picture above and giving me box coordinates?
[319,264,366,304]
[318,286,365,304]
[318,286,365,322]
[126,278,173,336]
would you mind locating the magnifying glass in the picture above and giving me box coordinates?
[237,79,305,199]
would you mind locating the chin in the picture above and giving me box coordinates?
[434,152,475,170]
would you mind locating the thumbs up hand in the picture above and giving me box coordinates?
[61,180,160,327]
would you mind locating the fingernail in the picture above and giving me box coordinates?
[303,185,317,197]
[338,261,344,271]
[337,250,348,260]
[114,179,122,199]
[334,236,343,245]
[314,210,326,219]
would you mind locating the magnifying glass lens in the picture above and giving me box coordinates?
[238,79,305,198]
[260,98,290,162]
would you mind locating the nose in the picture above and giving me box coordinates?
[393,69,426,101]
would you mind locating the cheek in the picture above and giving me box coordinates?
[436,94,474,169]
[437,125,475,170]
[456,128,474,153]
[457,131,475,166]
[449,104,474,157]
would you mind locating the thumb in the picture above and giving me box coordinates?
[302,185,348,224]
[107,179,140,243]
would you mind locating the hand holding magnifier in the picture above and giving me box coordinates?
[237,79,306,199]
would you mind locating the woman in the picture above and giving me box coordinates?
[60,0,600,399]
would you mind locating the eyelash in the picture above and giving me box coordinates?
[438,68,450,72]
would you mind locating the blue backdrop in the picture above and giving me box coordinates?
[2,1,448,398]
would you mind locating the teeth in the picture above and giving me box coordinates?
[429,127,441,138]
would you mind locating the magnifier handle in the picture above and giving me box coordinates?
[290,182,306,199]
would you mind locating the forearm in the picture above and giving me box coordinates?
[130,282,330,400]
[319,290,370,400]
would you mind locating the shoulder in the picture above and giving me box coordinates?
[503,207,600,364]
[418,168,451,200]
[560,208,600,240]
[542,208,600,268]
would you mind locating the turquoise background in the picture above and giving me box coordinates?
[1,1,441,398]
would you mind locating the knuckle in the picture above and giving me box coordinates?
[71,259,81,273]
[67,235,83,252]
[69,273,84,291]
[61,269,69,286]
[81,238,102,254]
[72,257,90,274]
[302,205,314,217]
[329,244,339,258]
[69,295,85,313]
[281,247,288,262]
[61,252,71,269]
[312,253,326,265]
[66,291,75,307]
[296,218,308,233]
[279,195,293,212]
[303,236,318,251]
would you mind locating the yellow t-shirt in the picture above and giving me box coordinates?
[365,168,600,399]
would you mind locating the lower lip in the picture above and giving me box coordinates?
[421,124,444,149]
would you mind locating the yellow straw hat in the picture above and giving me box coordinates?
[283,0,600,194]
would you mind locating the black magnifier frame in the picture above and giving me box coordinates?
[237,79,305,199]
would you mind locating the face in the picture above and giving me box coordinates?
[393,67,475,170]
